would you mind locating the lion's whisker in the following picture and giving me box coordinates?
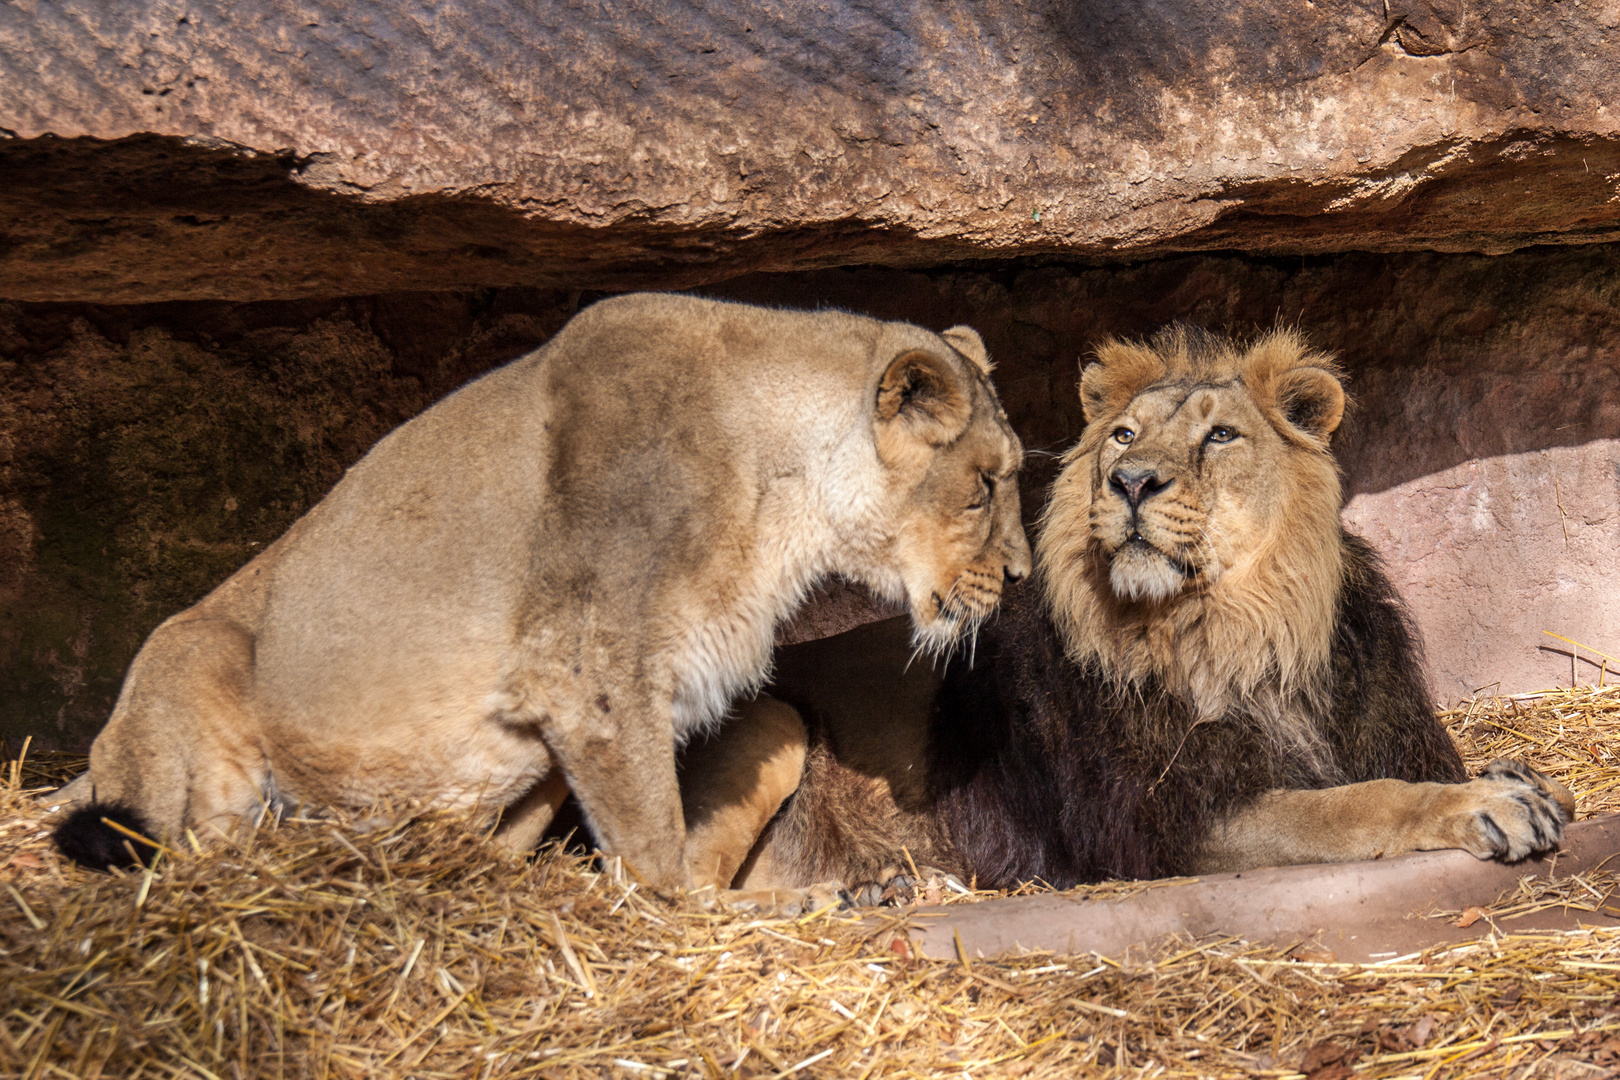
[903,641,928,675]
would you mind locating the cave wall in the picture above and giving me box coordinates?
[5,0,1620,749]
[0,292,579,749]
[5,246,1618,748]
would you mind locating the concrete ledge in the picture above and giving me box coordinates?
[912,815,1620,964]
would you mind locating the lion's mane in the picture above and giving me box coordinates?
[927,329,1465,888]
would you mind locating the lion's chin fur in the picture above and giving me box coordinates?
[1106,543,1188,605]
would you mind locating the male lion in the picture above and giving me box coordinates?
[682,326,1573,895]
[51,294,1031,891]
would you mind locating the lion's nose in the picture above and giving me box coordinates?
[1110,467,1171,510]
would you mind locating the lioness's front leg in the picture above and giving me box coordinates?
[1197,759,1576,874]
[533,689,690,890]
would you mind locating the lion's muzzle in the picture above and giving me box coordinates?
[1093,464,1201,604]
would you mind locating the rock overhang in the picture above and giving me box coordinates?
[4,0,1620,304]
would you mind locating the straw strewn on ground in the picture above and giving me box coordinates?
[5,683,1620,1079]
[1445,684,1620,819]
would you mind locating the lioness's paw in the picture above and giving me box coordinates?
[1451,759,1575,862]
[715,883,851,916]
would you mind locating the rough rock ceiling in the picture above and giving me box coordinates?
[3,0,1619,302]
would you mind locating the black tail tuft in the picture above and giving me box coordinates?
[53,803,163,870]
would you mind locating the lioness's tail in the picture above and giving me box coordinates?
[53,803,165,870]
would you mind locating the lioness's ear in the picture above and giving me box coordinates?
[940,326,993,375]
[1275,366,1345,440]
[875,349,972,447]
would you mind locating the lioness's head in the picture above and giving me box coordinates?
[867,326,1031,657]
[1041,326,1347,709]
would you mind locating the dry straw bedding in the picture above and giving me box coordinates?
[5,684,1620,1079]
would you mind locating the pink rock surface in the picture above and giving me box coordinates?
[913,815,1620,964]
[1346,444,1620,702]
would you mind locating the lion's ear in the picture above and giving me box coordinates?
[940,326,993,375]
[1275,366,1345,440]
[1080,340,1165,422]
[875,349,972,448]
[1079,360,1112,422]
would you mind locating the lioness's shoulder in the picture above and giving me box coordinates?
[569,294,974,356]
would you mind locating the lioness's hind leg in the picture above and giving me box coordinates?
[492,769,570,854]
[55,616,268,869]
[681,695,808,891]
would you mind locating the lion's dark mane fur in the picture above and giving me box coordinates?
[927,531,1465,889]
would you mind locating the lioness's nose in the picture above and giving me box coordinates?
[1110,467,1171,510]
[1003,529,1031,584]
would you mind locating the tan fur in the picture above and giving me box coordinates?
[1202,765,1576,872]
[686,328,1573,891]
[54,295,1030,889]
[681,696,808,892]
[1044,327,1346,746]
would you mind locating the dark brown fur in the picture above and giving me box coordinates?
[757,532,1463,890]
[927,533,1463,888]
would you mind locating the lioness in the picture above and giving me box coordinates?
[683,326,1573,894]
[51,294,1031,890]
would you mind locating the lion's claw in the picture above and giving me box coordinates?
[1456,758,1575,862]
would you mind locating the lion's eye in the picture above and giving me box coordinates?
[1113,427,1135,445]
[967,474,993,510]
[1207,425,1238,444]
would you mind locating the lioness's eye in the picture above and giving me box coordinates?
[1207,425,1238,443]
[968,474,993,509]
[1113,427,1135,445]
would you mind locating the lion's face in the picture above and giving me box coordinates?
[1089,380,1307,604]
[1040,327,1348,706]
[867,328,1031,658]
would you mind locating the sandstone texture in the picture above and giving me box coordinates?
[6,248,1617,747]
[4,1,1620,303]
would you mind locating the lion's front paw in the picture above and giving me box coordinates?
[1447,759,1575,862]
[847,867,968,907]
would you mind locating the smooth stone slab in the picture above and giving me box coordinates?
[911,815,1620,964]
